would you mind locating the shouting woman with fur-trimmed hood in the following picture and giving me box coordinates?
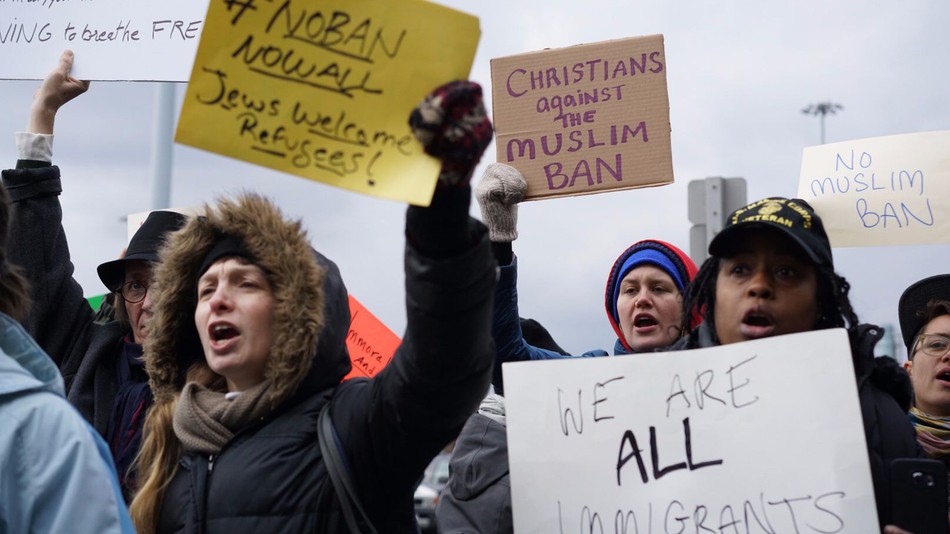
[129,81,497,534]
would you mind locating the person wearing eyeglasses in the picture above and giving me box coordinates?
[1,50,186,501]
[900,275,950,460]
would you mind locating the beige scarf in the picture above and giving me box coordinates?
[173,380,275,454]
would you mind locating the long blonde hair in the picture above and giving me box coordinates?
[130,364,223,533]
[128,395,178,534]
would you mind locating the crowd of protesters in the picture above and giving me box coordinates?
[0,51,946,534]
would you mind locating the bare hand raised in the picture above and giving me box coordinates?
[29,50,91,134]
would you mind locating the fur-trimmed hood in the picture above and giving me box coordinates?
[144,193,351,410]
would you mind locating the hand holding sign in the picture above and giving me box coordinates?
[408,80,493,186]
[474,163,527,242]
[29,50,89,135]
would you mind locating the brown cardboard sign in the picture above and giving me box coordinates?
[491,35,673,200]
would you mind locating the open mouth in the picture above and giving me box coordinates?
[743,313,774,328]
[937,370,950,383]
[634,315,658,328]
[740,309,776,338]
[210,323,239,343]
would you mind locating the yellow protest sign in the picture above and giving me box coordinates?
[491,35,673,200]
[176,0,480,205]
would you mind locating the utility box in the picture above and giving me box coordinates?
[688,177,747,263]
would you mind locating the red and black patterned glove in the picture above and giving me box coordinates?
[409,80,494,186]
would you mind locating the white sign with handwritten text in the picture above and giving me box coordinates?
[797,130,950,247]
[503,329,878,533]
[0,0,209,81]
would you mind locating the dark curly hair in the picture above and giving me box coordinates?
[681,254,859,346]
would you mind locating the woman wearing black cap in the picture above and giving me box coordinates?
[675,196,923,532]
[1,50,186,500]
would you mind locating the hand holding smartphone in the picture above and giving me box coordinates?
[890,458,948,534]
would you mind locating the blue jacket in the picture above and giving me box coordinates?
[0,313,134,533]
[492,259,628,394]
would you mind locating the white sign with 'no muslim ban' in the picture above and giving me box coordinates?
[503,329,878,533]
[796,130,950,248]
[0,0,209,81]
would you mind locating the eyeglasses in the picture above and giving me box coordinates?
[914,334,950,359]
[118,281,149,304]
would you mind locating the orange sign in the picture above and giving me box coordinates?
[344,294,401,379]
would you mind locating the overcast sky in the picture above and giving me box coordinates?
[2,1,948,361]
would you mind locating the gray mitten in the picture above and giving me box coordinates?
[475,163,527,242]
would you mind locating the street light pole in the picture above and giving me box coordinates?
[150,82,176,211]
[801,101,843,144]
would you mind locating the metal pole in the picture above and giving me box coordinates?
[150,82,175,210]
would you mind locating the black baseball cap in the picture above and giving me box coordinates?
[898,274,950,356]
[97,210,188,291]
[709,197,833,269]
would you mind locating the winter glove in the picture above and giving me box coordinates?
[475,163,526,242]
[409,80,493,186]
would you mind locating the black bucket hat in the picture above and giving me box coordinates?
[97,210,187,292]
[898,274,950,356]
[709,197,833,269]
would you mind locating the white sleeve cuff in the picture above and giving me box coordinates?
[15,132,54,162]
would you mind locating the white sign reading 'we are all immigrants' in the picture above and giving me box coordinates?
[0,0,209,81]
[503,329,878,533]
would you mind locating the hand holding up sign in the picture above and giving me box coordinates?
[409,80,493,187]
[29,50,90,135]
[475,163,527,243]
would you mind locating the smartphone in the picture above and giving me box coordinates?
[890,458,947,534]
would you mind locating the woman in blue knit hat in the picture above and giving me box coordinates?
[471,163,699,395]
[436,163,698,534]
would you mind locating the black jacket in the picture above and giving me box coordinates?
[146,192,496,533]
[2,163,126,435]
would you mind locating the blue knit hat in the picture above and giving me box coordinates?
[604,240,699,351]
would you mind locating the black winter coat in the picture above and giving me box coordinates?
[2,163,127,435]
[146,192,496,533]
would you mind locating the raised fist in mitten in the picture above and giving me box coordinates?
[409,81,493,186]
[475,163,527,242]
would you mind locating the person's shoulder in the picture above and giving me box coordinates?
[0,388,84,432]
